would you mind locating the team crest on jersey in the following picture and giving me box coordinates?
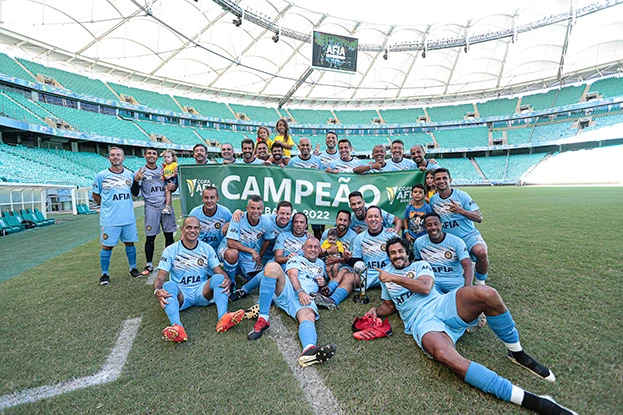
[125,179,132,186]
[380,244,386,251]
[405,271,416,279]
[146,225,152,231]
[257,232,263,240]
[445,251,452,259]
[102,233,108,240]
[215,222,221,229]
[197,258,205,266]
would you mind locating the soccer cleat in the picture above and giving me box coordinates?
[522,392,578,415]
[314,293,338,311]
[298,343,337,367]
[244,304,260,320]
[353,318,392,340]
[128,268,141,278]
[247,317,270,340]
[141,264,154,275]
[216,309,245,332]
[229,288,248,302]
[99,274,110,286]
[351,314,382,332]
[466,312,487,333]
[162,324,188,343]
[508,350,556,382]
[318,285,331,297]
[474,279,486,286]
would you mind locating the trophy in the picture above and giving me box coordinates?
[352,261,369,304]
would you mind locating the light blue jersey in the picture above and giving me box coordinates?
[234,158,265,165]
[414,233,470,293]
[321,228,358,251]
[189,204,233,251]
[329,157,364,173]
[422,160,441,170]
[288,155,322,169]
[225,212,274,253]
[275,232,309,263]
[285,256,327,294]
[350,208,396,233]
[387,158,417,171]
[351,228,395,288]
[430,189,481,239]
[93,168,136,226]
[157,240,221,286]
[365,161,400,173]
[380,260,438,335]
[318,150,340,169]
[263,215,292,261]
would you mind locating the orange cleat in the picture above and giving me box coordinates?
[216,309,245,332]
[162,324,188,343]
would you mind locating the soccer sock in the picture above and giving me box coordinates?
[475,271,488,282]
[330,287,349,305]
[100,249,112,275]
[241,271,263,294]
[145,235,156,263]
[223,260,237,283]
[464,361,513,402]
[163,232,175,247]
[487,311,521,351]
[259,275,277,317]
[162,281,182,326]
[210,274,228,320]
[298,320,317,351]
[327,280,339,293]
[125,245,137,269]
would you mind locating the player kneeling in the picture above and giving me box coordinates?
[362,237,576,415]
[153,217,244,343]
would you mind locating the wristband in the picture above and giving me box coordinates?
[296,288,304,294]
[154,288,161,297]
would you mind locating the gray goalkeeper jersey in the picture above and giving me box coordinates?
[138,165,166,209]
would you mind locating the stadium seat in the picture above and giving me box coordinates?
[0,216,21,234]
[2,212,26,231]
[19,209,51,227]
[31,208,56,224]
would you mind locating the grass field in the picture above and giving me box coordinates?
[0,186,621,414]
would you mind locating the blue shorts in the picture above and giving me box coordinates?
[238,252,263,279]
[463,232,487,261]
[144,205,177,236]
[100,223,139,246]
[179,281,215,310]
[435,278,464,294]
[273,277,319,321]
[164,177,178,187]
[408,289,472,350]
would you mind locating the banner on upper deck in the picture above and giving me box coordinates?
[179,165,425,225]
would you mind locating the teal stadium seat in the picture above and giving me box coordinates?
[174,96,235,120]
[0,52,36,81]
[287,108,334,124]
[427,103,474,122]
[109,82,181,113]
[553,85,584,106]
[521,90,558,111]
[379,108,426,124]
[476,98,518,118]
[229,103,281,123]
[588,76,623,99]
[0,216,21,234]
[434,127,489,149]
[333,109,379,125]
[31,208,55,224]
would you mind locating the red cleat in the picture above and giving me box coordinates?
[353,318,392,340]
[351,314,382,332]
[162,324,188,343]
[216,309,245,332]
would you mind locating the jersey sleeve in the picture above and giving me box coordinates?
[285,256,301,273]
[350,233,363,259]
[459,190,480,212]
[454,237,470,262]
[225,218,241,241]
[416,261,435,280]
[413,239,423,260]
[157,245,174,272]
[92,172,102,195]
[380,281,391,301]
[274,233,287,251]
[383,210,396,227]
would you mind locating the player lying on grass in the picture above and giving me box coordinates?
[153,216,244,343]
[247,238,337,368]
[363,237,576,415]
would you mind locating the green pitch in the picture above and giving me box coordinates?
[0,186,621,414]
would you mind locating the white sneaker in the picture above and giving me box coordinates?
[466,312,487,333]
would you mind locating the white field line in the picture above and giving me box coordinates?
[268,312,343,415]
[0,316,142,411]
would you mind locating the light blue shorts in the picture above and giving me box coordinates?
[179,282,215,310]
[463,232,487,261]
[435,278,464,294]
[408,289,472,350]
[273,277,319,321]
[100,223,139,246]
[238,252,263,279]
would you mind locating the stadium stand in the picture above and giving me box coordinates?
[530,122,577,143]
[521,89,558,111]
[108,82,181,113]
[17,58,118,101]
[194,127,247,145]
[287,108,334,124]
[175,96,234,119]
[0,92,47,126]
[506,127,534,145]
[475,153,547,181]
[0,52,35,81]
[229,103,280,123]
[476,98,518,118]
[553,85,584,106]
[379,108,426,124]
[427,103,474,122]
[582,112,623,132]
[434,127,489,148]
[587,76,623,99]
[333,109,379,125]
[399,132,433,147]
[437,158,482,181]
[134,120,204,146]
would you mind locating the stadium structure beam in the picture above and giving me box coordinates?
[350,26,395,100]
[444,21,471,96]
[278,67,313,108]
[495,11,518,90]
[75,8,143,55]
[211,0,622,54]
[396,25,430,100]
[558,4,575,83]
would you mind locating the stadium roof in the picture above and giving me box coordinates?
[1,0,623,107]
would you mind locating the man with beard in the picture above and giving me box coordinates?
[362,237,575,415]
[235,139,264,165]
[268,142,288,167]
[274,212,310,267]
[353,145,399,174]
[313,131,340,169]
[131,147,177,276]
[410,144,440,171]
[348,191,402,234]
[325,139,364,173]
[189,186,232,252]
[193,143,209,165]
[387,139,418,170]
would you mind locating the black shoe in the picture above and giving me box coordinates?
[314,293,338,311]
[298,344,337,367]
[229,289,247,302]
[99,274,110,286]
[141,265,154,275]
[521,392,578,415]
[247,317,270,340]
[128,268,141,278]
[318,285,331,297]
[508,350,556,382]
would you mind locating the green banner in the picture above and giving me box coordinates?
[180,165,425,225]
